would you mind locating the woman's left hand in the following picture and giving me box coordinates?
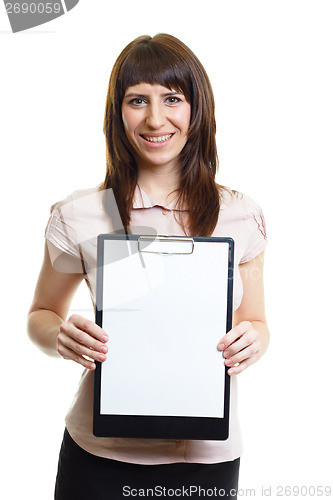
[217,321,262,375]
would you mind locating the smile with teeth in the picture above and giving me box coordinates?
[141,133,174,143]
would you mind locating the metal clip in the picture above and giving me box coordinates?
[138,236,194,255]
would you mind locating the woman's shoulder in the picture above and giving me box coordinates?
[218,186,265,218]
[49,186,103,217]
[45,186,111,253]
[215,186,268,259]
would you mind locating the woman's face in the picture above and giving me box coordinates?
[121,83,191,172]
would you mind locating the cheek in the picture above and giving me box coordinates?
[121,113,136,151]
[177,105,191,134]
[121,107,136,135]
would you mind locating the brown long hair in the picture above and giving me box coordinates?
[101,33,226,236]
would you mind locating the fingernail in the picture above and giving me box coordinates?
[224,351,230,358]
[102,335,108,342]
[218,343,225,350]
[100,345,108,353]
[228,369,235,375]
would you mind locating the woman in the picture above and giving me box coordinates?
[28,33,269,499]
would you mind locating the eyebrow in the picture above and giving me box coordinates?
[124,91,183,99]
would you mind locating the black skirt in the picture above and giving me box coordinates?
[54,428,240,500]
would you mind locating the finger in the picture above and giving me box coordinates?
[60,321,108,354]
[68,314,109,342]
[223,329,257,358]
[57,341,96,370]
[217,321,252,351]
[227,351,260,376]
[224,341,260,367]
[58,331,107,363]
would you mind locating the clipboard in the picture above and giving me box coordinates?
[93,234,234,440]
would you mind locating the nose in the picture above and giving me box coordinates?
[145,102,166,129]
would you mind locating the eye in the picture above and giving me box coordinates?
[165,96,182,104]
[128,98,146,106]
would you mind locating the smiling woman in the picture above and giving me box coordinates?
[102,33,220,236]
[121,83,191,179]
[27,33,269,500]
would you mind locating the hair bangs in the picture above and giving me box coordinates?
[118,41,193,102]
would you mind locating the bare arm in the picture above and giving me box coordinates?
[27,242,108,369]
[217,250,270,375]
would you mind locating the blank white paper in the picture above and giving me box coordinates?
[100,239,229,418]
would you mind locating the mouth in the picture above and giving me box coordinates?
[140,133,174,144]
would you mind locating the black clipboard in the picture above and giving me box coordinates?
[93,235,234,440]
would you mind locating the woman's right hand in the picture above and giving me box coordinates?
[57,314,109,370]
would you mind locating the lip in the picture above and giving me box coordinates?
[139,133,175,148]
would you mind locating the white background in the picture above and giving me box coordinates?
[1,1,332,498]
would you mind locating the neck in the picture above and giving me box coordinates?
[137,163,181,206]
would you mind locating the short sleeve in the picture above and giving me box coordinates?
[45,201,81,259]
[239,195,268,264]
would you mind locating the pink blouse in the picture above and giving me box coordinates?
[45,185,267,464]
